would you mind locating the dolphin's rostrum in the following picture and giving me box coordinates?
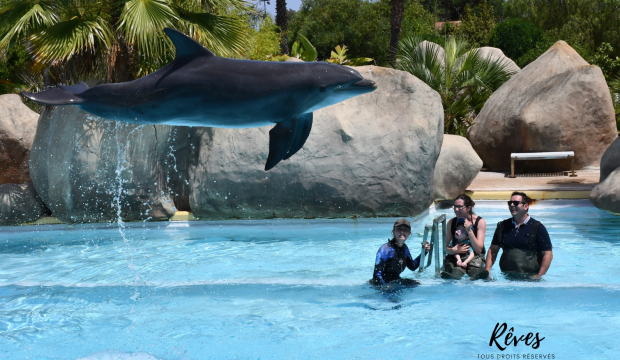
[21,28,377,170]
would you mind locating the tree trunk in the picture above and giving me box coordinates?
[276,0,289,55]
[107,1,133,83]
[389,0,405,66]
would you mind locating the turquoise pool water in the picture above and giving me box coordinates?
[1,200,619,360]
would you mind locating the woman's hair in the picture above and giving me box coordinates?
[454,194,475,214]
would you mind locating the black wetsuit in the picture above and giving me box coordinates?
[371,239,421,285]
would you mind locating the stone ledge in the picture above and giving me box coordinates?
[465,190,591,200]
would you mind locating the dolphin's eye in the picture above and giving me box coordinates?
[320,86,327,92]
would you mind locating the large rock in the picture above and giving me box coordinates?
[477,47,520,74]
[0,182,49,225]
[30,105,191,223]
[468,41,618,172]
[600,137,620,182]
[0,94,39,184]
[433,135,483,201]
[188,66,444,219]
[590,167,620,215]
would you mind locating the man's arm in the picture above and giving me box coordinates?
[531,250,553,279]
[485,245,500,272]
[531,224,553,279]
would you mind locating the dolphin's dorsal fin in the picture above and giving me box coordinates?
[164,28,215,59]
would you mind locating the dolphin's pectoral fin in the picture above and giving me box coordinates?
[283,112,313,160]
[265,113,314,170]
[21,87,85,106]
[265,118,297,171]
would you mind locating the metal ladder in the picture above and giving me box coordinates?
[418,214,447,274]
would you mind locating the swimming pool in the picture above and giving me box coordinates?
[1,200,618,360]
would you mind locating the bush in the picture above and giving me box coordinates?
[488,18,542,62]
[288,0,434,65]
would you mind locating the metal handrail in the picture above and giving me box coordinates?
[419,214,447,274]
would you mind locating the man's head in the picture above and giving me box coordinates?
[392,219,411,247]
[508,191,530,220]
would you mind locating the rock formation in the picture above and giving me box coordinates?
[0,182,49,225]
[188,66,444,219]
[590,167,620,215]
[600,137,620,182]
[0,94,39,184]
[29,105,190,223]
[468,41,618,172]
[433,135,483,201]
[477,47,520,74]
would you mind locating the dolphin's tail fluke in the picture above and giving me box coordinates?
[21,81,88,105]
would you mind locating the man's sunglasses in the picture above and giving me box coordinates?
[507,201,526,207]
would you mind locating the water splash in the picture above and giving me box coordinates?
[113,122,142,303]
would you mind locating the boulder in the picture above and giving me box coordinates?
[433,135,483,201]
[477,47,520,74]
[29,105,191,223]
[0,182,49,225]
[188,66,444,219]
[468,41,618,172]
[600,137,620,182]
[590,167,620,215]
[0,94,39,184]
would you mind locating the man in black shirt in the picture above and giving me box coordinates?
[485,192,553,279]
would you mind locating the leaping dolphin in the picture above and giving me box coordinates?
[21,28,377,170]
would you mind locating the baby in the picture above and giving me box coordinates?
[454,218,474,268]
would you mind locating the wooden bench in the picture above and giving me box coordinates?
[510,151,577,178]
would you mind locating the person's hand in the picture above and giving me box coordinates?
[530,274,543,280]
[422,241,431,252]
[456,259,463,267]
[453,243,470,254]
[463,218,472,231]
[460,262,468,268]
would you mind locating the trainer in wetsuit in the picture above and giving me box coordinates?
[485,192,553,279]
[371,219,430,286]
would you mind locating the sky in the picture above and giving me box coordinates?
[254,0,303,17]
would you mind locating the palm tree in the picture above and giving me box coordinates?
[0,0,251,85]
[275,0,288,54]
[388,0,404,66]
[396,35,517,136]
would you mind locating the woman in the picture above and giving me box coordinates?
[371,218,430,288]
[441,194,489,280]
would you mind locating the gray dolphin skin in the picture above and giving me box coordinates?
[21,28,377,170]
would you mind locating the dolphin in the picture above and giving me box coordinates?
[21,28,377,170]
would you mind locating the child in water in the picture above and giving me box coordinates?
[454,218,474,268]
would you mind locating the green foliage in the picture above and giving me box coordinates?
[610,77,620,132]
[589,43,620,81]
[397,35,517,135]
[325,45,373,65]
[244,15,282,60]
[488,18,542,62]
[455,0,496,47]
[288,0,434,65]
[0,42,31,94]
[504,0,620,59]
[290,34,318,61]
[0,0,252,84]
[420,0,505,21]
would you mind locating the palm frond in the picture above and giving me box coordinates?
[118,0,178,59]
[176,0,253,13]
[176,9,247,56]
[0,0,58,51]
[29,16,113,64]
